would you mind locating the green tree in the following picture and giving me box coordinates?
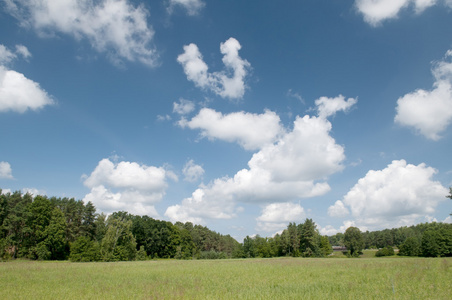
[299,219,319,257]
[100,215,137,261]
[69,236,100,262]
[344,226,364,257]
[398,236,420,256]
[319,235,333,257]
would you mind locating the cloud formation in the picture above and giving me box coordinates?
[167,0,205,16]
[83,158,177,216]
[316,95,357,119]
[177,37,251,99]
[0,162,14,179]
[179,108,283,150]
[355,0,441,26]
[183,160,204,182]
[167,96,355,224]
[328,159,447,230]
[395,50,452,140]
[173,98,195,115]
[256,202,305,233]
[0,44,56,113]
[5,0,157,67]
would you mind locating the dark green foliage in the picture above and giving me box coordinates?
[420,225,452,257]
[69,236,100,262]
[344,227,364,257]
[375,246,395,257]
[136,245,147,261]
[398,237,421,256]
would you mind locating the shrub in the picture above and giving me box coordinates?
[375,246,395,257]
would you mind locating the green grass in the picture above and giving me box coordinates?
[1,257,451,299]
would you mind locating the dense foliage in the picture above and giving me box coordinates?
[1,188,451,261]
[241,219,333,258]
[0,190,241,261]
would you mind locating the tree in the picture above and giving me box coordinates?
[69,236,100,262]
[344,227,364,257]
[319,235,333,257]
[100,215,136,261]
[299,219,319,256]
[398,236,420,256]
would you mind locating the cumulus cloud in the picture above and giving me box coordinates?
[256,202,305,233]
[173,98,195,115]
[167,0,205,15]
[328,160,448,230]
[183,159,204,182]
[315,95,357,119]
[179,108,283,150]
[395,50,452,140]
[328,200,350,217]
[355,0,440,26]
[0,161,14,179]
[0,66,54,113]
[83,158,177,216]
[177,37,251,99]
[5,0,157,67]
[167,97,353,224]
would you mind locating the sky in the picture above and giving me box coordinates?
[1,0,452,241]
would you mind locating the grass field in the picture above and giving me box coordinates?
[1,256,451,299]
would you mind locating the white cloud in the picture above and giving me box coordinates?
[315,95,357,119]
[328,200,350,217]
[177,37,251,99]
[180,108,283,150]
[248,115,345,182]
[328,160,448,231]
[0,162,14,179]
[15,45,31,60]
[0,45,17,65]
[256,202,305,233]
[0,44,31,65]
[395,51,452,140]
[0,66,54,113]
[355,0,439,26]
[5,0,157,67]
[83,158,177,216]
[183,159,204,182]
[167,100,351,224]
[173,98,195,115]
[167,0,205,16]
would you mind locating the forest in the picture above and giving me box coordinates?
[1,188,451,261]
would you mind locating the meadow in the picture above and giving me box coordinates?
[1,255,451,299]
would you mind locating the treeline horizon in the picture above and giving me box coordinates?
[1,189,451,261]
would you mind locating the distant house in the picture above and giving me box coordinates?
[332,246,347,251]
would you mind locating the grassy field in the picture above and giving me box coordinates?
[1,256,451,299]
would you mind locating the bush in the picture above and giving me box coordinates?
[375,246,395,257]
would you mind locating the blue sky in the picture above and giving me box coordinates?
[1,0,452,240]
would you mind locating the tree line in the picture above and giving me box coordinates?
[0,190,241,261]
[1,188,451,261]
